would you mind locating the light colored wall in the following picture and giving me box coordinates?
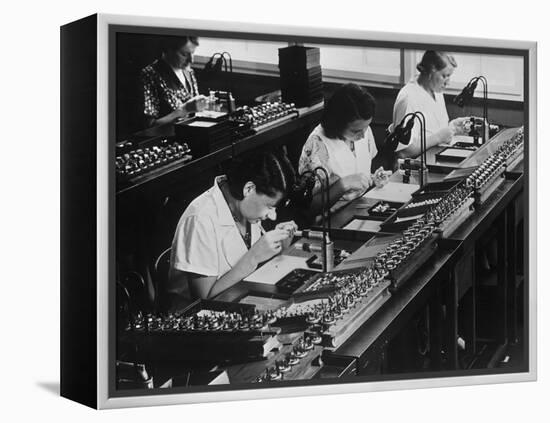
[195,37,524,101]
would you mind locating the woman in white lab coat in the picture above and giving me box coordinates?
[392,50,471,158]
[298,83,387,213]
[164,151,297,307]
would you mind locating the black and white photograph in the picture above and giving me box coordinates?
[20,1,544,418]
[56,13,535,407]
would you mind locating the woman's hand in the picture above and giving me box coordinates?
[275,221,298,250]
[166,95,209,123]
[341,173,373,193]
[449,117,471,136]
[184,95,208,113]
[152,95,210,126]
[373,167,391,188]
[170,108,191,121]
[250,229,290,263]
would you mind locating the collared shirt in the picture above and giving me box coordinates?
[298,124,378,202]
[393,78,451,151]
[167,176,263,298]
[141,58,199,124]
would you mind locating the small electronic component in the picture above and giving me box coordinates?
[367,201,403,218]
[372,202,392,213]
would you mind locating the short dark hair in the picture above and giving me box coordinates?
[161,35,199,53]
[416,50,457,75]
[321,83,376,139]
[226,151,296,200]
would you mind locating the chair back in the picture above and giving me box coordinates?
[153,247,172,307]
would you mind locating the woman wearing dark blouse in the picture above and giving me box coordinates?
[141,36,208,128]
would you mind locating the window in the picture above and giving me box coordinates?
[194,38,523,101]
[194,38,286,75]
[308,44,401,85]
[407,50,524,101]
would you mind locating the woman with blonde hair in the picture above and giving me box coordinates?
[392,50,471,158]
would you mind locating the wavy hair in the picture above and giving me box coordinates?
[321,83,376,139]
[226,151,296,200]
[160,35,199,54]
[416,50,457,75]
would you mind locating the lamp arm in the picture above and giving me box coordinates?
[299,167,330,272]
[468,76,488,143]
[412,111,427,187]
[479,76,488,144]
[313,166,331,235]
[221,52,234,94]
[296,169,315,206]
[399,112,417,127]
[206,52,222,67]
[468,76,481,89]
[221,52,233,73]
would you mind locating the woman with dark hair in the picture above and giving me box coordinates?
[392,50,471,158]
[298,83,387,212]
[165,151,297,303]
[141,35,208,128]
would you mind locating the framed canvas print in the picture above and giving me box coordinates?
[60,13,537,409]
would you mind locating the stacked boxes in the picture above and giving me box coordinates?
[279,46,323,107]
[174,118,233,158]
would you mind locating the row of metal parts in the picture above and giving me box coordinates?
[304,287,380,325]
[300,192,472,298]
[404,197,441,209]
[466,126,524,189]
[423,185,473,223]
[376,183,473,268]
[271,275,384,325]
[304,268,383,293]
[269,226,442,322]
[254,334,321,383]
[380,129,525,263]
[115,141,191,178]
[374,219,437,272]
[231,102,298,128]
[370,128,524,275]
[128,309,277,333]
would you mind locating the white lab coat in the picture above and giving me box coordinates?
[393,78,451,152]
[167,175,263,298]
